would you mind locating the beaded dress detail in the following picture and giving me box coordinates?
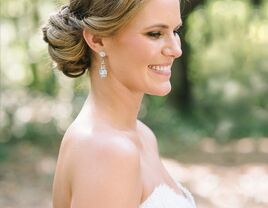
[139,182,196,208]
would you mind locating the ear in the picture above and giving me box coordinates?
[83,28,104,53]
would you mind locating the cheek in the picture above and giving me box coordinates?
[114,36,158,66]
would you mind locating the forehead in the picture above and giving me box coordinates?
[127,0,181,30]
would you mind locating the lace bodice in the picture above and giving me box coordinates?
[139,182,196,208]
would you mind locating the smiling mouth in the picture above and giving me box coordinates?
[148,64,172,73]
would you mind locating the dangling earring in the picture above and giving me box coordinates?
[99,51,107,78]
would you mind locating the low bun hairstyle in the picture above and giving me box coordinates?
[42,0,145,78]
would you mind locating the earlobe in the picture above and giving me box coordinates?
[83,28,104,53]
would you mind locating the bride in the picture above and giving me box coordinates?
[42,0,196,207]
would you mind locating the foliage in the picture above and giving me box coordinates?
[0,0,267,151]
[185,0,268,141]
[0,0,82,147]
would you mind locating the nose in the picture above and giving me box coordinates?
[162,35,182,58]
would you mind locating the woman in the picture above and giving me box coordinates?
[42,0,196,207]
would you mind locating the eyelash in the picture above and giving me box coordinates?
[147,31,162,38]
[147,28,182,39]
[174,27,183,36]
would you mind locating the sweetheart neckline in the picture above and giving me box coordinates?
[139,182,188,207]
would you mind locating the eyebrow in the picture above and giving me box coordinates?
[144,22,183,30]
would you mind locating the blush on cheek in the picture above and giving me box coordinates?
[126,38,157,64]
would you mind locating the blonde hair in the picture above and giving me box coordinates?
[42,0,145,78]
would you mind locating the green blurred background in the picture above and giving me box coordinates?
[0,0,268,207]
[1,0,267,152]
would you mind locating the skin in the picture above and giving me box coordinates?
[52,0,183,207]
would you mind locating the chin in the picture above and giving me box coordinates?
[147,83,172,96]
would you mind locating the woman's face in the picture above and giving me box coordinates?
[103,0,182,96]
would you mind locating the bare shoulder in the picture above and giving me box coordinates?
[52,122,85,208]
[59,122,142,208]
[137,120,159,151]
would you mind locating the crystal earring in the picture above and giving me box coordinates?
[99,51,107,78]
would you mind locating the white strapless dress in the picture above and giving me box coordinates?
[139,182,196,208]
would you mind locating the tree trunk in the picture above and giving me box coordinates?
[169,0,205,113]
[251,0,261,6]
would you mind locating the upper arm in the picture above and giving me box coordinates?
[70,137,142,208]
[53,131,74,208]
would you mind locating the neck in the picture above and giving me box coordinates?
[87,72,144,131]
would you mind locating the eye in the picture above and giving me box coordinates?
[173,27,183,36]
[146,31,162,39]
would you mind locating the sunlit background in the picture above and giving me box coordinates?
[0,0,268,207]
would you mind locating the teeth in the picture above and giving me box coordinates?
[148,65,170,72]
